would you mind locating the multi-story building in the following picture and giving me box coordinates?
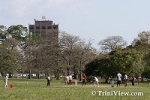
[29,19,59,46]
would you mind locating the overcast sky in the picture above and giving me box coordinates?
[1,0,150,50]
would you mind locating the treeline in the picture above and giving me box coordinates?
[1,25,150,81]
[85,32,150,82]
[0,25,96,80]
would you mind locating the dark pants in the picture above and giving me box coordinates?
[124,79,127,87]
[117,80,121,87]
[82,81,86,85]
[47,80,50,86]
[132,81,134,86]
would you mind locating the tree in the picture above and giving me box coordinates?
[7,25,27,40]
[0,38,23,77]
[73,40,97,80]
[59,32,81,76]
[84,49,144,83]
[98,36,127,53]
[138,31,150,43]
[59,32,97,80]
[0,25,7,40]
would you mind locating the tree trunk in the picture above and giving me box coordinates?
[9,73,12,78]
[67,67,69,75]
[37,71,40,79]
[56,69,60,80]
[105,77,109,83]
[28,69,31,79]
[79,71,82,81]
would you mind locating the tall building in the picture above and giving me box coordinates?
[29,19,59,46]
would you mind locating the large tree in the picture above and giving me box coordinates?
[59,32,97,80]
[84,49,144,83]
[0,25,28,77]
[98,36,127,53]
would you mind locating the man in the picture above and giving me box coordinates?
[4,74,8,88]
[94,76,99,87]
[65,75,69,86]
[117,73,122,87]
[46,75,50,86]
[69,74,72,85]
[131,75,135,86]
[82,74,87,86]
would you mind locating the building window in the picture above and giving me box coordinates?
[30,27,34,29]
[42,26,45,29]
[36,26,40,29]
[48,26,52,29]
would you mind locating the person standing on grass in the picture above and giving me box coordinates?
[82,73,87,86]
[131,75,135,86]
[94,76,99,87]
[69,74,73,86]
[117,72,122,87]
[124,74,128,87]
[46,75,50,86]
[65,75,69,86]
[110,76,114,87]
[4,74,8,88]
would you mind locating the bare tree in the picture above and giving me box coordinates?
[98,36,127,53]
[59,32,81,75]
[59,32,97,80]
[74,40,97,80]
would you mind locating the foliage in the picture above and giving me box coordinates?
[84,49,145,79]
[98,36,127,53]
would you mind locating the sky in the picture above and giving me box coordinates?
[1,0,150,50]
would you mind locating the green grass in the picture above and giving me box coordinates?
[0,78,150,100]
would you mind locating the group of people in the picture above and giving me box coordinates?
[64,74,73,86]
[3,73,137,88]
[113,72,136,87]
[63,73,136,87]
[64,73,100,87]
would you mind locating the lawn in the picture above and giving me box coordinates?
[0,78,150,100]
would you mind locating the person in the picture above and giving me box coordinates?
[138,75,141,84]
[124,74,128,87]
[64,75,69,86]
[94,76,99,87]
[82,73,87,86]
[110,76,114,87]
[117,73,122,87]
[46,75,50,86]
[69,74,72,86]
[4,74,8,88]
[131,75,135,86]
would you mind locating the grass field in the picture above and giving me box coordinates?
[0,78,150,100]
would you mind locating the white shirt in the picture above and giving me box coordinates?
[117,73,122,81]
[69,75,72,80]
[47,76,50,80]
[124,75,128,80]
[5,75,8,84]
[94,77,99,82]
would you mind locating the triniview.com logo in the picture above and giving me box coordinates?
[91,91,143,96]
